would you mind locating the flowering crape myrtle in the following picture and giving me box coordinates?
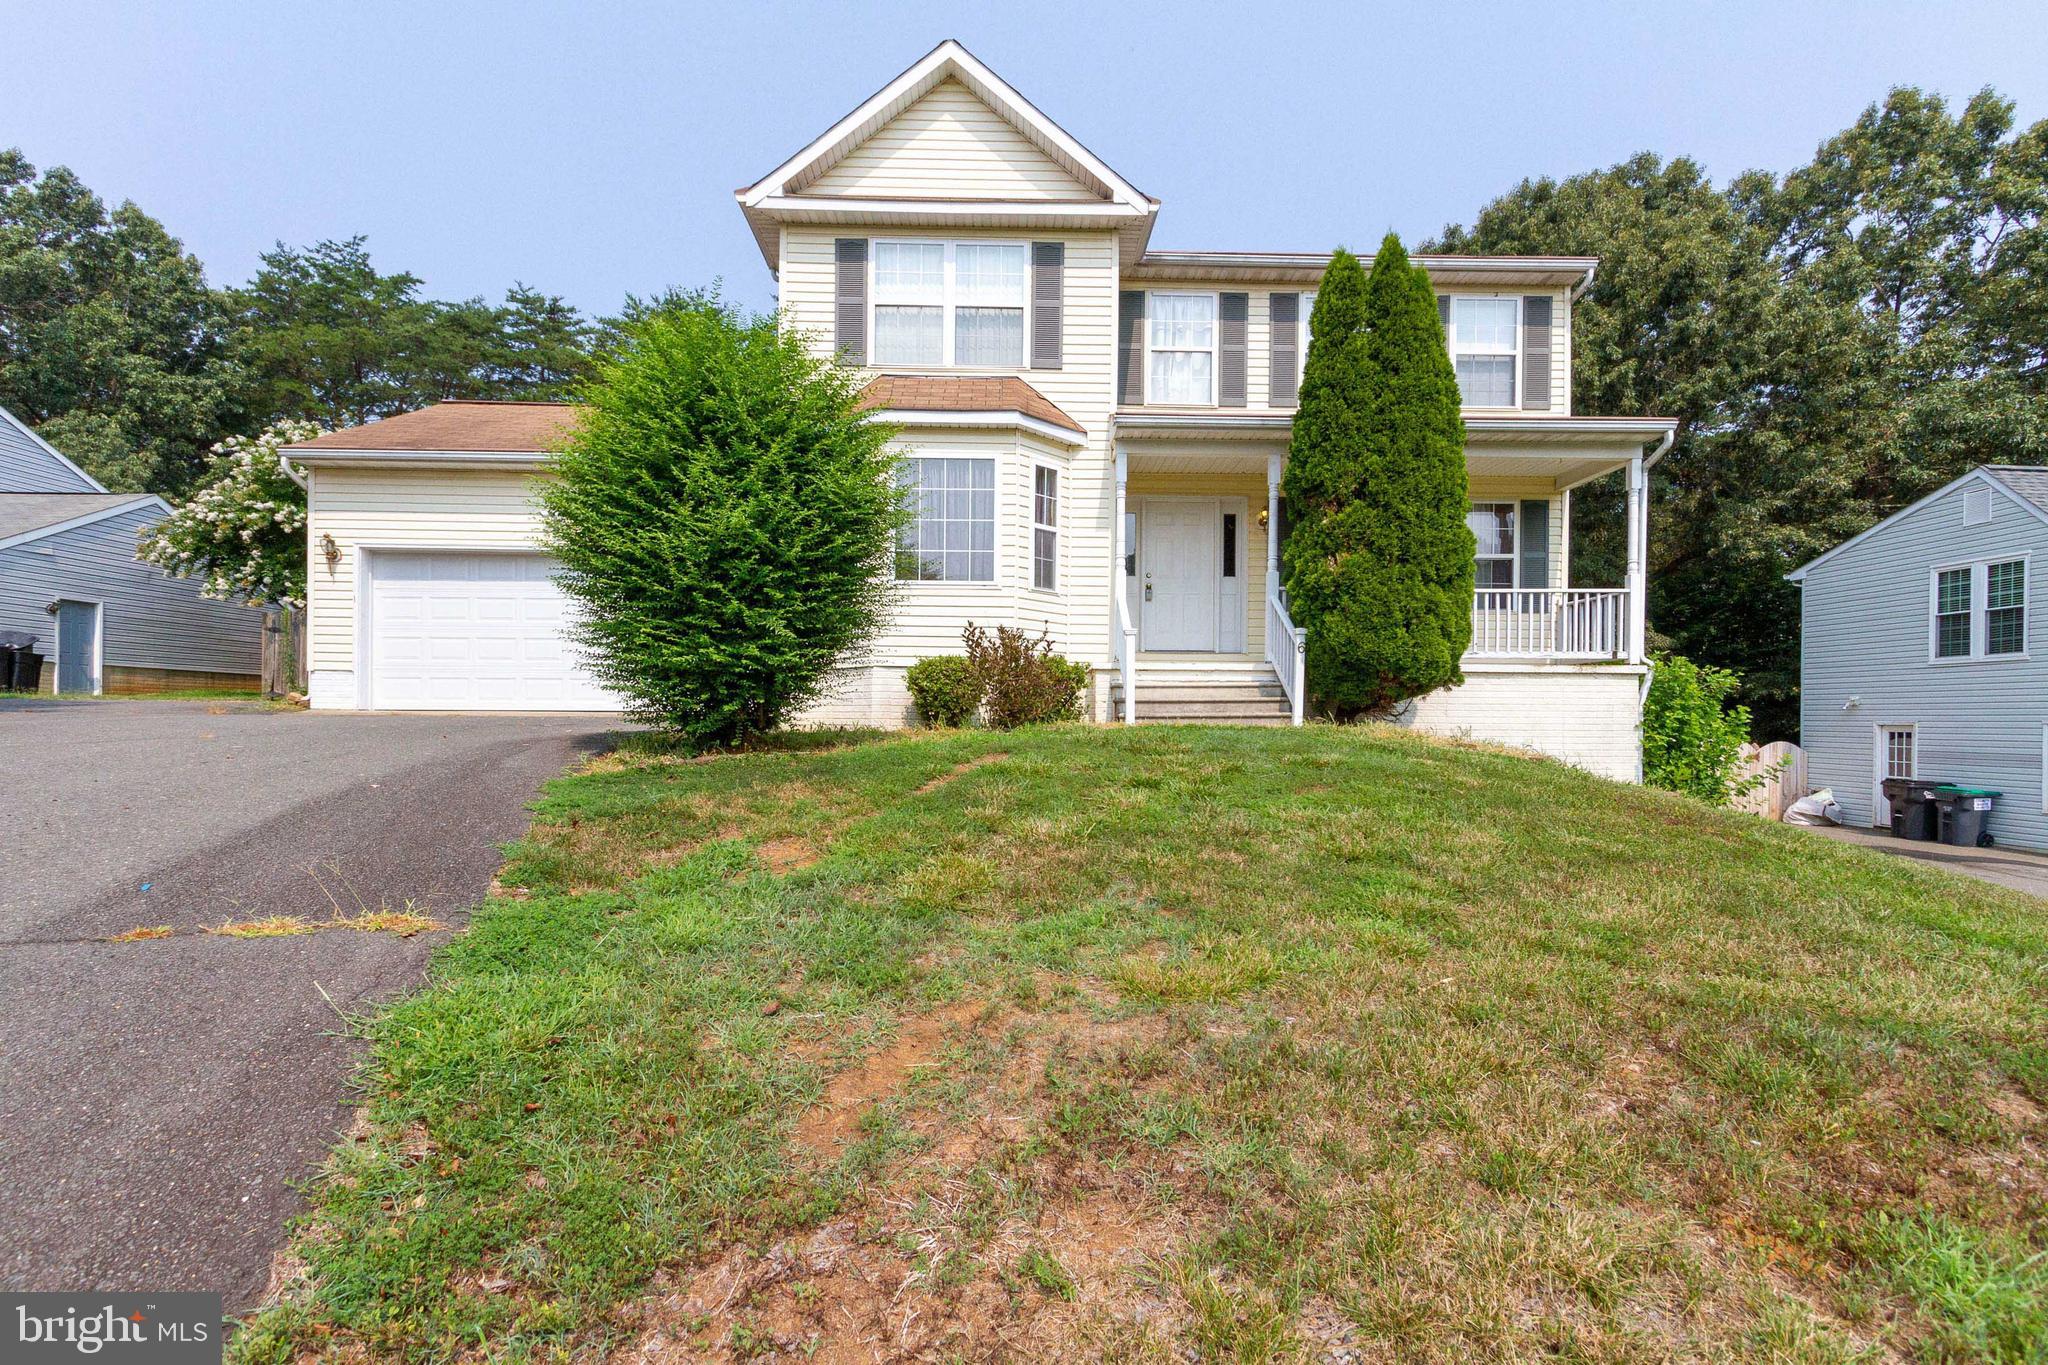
[138,420,322,607]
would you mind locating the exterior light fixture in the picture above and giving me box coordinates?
[320,533,341,566]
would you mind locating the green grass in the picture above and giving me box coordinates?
[234,725,2048,1363]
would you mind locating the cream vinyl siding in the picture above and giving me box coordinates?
[803,80,1100,201]
[782,224,1120,669]
[306,465,547,675]
[1137,285,1572,416]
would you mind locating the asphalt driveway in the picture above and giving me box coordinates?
[0,699,621,1308]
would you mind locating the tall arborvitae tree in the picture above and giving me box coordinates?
[1283,235,1472,717]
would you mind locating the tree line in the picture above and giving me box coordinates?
[0,148,594,495]
[1429,87,2048,738]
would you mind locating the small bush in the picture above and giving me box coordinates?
[962,624,1088,729]
[1643,651,1760,804]
[905,656,980,728]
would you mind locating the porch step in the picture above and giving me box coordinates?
[1108,670,1295,724]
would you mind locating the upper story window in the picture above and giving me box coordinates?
[872,241,1027,368]
[1298,292,1317,387]
[1147,293,1216,404]
[1449,297,1519,407]
[1468,502,1516,589]
[1932,557,2027,660]
[895,456,995,582]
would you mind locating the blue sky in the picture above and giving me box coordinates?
[5,0,2045,317]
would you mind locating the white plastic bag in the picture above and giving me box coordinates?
[1784,787,1842,826]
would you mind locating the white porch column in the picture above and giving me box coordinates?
[1266,453,1283,578]
[1625,452,1647,664]
[1112,444,1135,723]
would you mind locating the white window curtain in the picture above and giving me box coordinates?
[1468,502,1516,589]
[1148,294,1216,404]
[873,242,945,366]
[1451,297,1518,407]
[953,244,1026,366]
[895,457,996,583]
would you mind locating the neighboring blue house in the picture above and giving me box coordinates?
[1789,465,2048,851]
[0,406,261,694]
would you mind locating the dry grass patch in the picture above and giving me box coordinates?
[104,924,174,942]
[206,914,317,938]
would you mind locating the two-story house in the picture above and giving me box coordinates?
[287,41,1673,781]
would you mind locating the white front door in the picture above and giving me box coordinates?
[1140,498,1219,651]
[366,551,622,711]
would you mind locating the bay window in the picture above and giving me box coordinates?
[895,457,995,582]
[1147,293,1216,404]
[1449,297,1519,407]
[871,241,1028,368]
[1032,466,1058,591]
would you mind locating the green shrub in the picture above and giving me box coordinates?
[962,624,1088,729]
[905,656,980,728]
[1643,652,1760,804]
[539,292,901,746]
[1282,235,1472,719]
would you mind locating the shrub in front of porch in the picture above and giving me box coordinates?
[963,624,1088,729]
[540,292,901,745]
[1282,237,1472,718]
[905,656,979,727]
[1643,651,1763,804]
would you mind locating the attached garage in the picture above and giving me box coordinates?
[364,551,617,711]
[288,401,623,714]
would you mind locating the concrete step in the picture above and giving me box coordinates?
[1111,683,1288,703]
[1111,698,1294,721]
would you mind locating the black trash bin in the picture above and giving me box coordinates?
[1881,777,1946,840]
[13,649,43,692]
[1933,786,2001,848]
[0,630,36,693]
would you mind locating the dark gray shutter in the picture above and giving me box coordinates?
[1518,499,1551,588]
[1030,242,1064,370]
[1437,293,1450,330]
[1218,292,1249,407]
[1521,295,1553,410]
[1117,291,1146,406]
[834,238,867,365]
[1268,292,1299,407]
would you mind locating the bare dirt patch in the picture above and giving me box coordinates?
[757,836,821,876]
[793,1001,991,1153]
[915,752,1010,796]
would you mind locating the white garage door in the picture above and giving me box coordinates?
[367,551,620,711]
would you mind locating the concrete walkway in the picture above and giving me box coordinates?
[1804,822,2048,899]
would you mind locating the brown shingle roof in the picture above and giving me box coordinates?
[856,375,1084,434]
[288,401,581,452]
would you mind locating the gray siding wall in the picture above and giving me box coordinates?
[1800,479,2048,850]
[0,503,262,675]
[0,416,99,493]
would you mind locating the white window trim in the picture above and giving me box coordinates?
[1927,555,2030,664]
[1449,294,1522,412]
[1028,462,1060,595]
[1143,290,1220,407]
[868,238,1031,372]
[893,453,1002,588]
[1470,500,1519,592]
[1297,291,1316,388]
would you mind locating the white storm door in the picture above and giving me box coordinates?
[367,551,619,712]
[1140,499,1220,651]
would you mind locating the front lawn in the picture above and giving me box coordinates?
[237,726,2046,1362]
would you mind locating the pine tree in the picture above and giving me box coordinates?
[1282,235,1472,716]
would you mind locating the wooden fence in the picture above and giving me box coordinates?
[261,606,307,697]
[1732,740,1808,820]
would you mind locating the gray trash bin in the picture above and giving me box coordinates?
[1933,786,2000,848]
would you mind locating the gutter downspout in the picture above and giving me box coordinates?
[278,448,309,491]
[1569,264,1597,304]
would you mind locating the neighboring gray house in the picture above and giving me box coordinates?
[1789,466,2048,850]
[0,406,261,694]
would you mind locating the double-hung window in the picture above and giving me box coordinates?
[1468,502,1516,589]
[1932,558,2027,660]
[1147,293,1216,404]
[1032,466,1058,591]
[895,457,995,583]
[871,241,1028,368]
[1449,297,1519,407]
[1988,559,2026,654]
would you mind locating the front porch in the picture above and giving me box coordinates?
[1107,414,1675,728]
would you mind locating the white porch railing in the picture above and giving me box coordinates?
[1264,585,1307,725]
[1468,588,1628,660]
[1114,585,1139,724]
